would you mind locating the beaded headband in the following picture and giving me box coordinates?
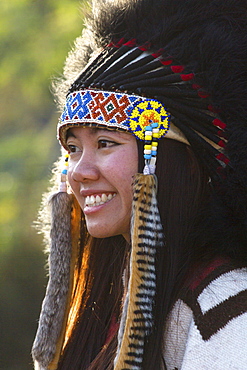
[58,89,189,174]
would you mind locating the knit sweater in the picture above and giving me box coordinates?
[163,261,247,370]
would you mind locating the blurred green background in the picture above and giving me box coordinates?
[0,0,85,368]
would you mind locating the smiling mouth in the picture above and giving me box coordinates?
[85,193,116,207]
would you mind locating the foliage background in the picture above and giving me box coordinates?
[0,0,85,368]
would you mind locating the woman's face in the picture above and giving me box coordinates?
[67,127,138,241]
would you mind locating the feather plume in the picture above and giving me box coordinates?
[114,174,164,369]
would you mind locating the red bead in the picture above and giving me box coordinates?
[218,140,226,148]
[139,42,151,51]
[213,118,227,130]
[181,73,194,81]
[171,65,185,73]
[216,153,230,165]
[124,39,136,47]
[198,90,210,98]
[116,38,126,47]
[160,59,173,65]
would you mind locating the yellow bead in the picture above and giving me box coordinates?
[152,133,159,138]
[145,135,152,141]
[144,144,152,150]
[152,142,158,146]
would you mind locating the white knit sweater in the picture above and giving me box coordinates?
[163,263,247,370]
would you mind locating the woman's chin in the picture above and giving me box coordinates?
[84,212,131,240]
[86,225,117,239]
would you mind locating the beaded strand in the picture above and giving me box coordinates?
[59,153,69,192]
[143,122,159,175]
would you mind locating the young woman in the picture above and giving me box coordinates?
[32,0,247,369]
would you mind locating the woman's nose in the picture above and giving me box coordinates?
[70,155,100,183]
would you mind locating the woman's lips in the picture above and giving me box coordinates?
[84,192,116,207]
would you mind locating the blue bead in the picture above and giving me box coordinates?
[144,154,152,159]
[62,169,68,175]
[151,151,157,156]
[151,122,159,128]
[144,125,152,131]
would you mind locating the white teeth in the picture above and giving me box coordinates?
[85,193,116,207]
[88,195,95,205]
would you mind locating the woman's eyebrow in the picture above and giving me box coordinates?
[66,126,130,141]
[66,129,76,140]
[95,128,129,138]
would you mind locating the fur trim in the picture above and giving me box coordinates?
[32,192,73,369]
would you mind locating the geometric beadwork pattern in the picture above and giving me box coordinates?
[58,89,170,143]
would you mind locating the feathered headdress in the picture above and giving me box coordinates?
[32,0,247,369]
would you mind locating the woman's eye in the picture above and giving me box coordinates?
[98,140,118,149]
[67,144,80,153]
